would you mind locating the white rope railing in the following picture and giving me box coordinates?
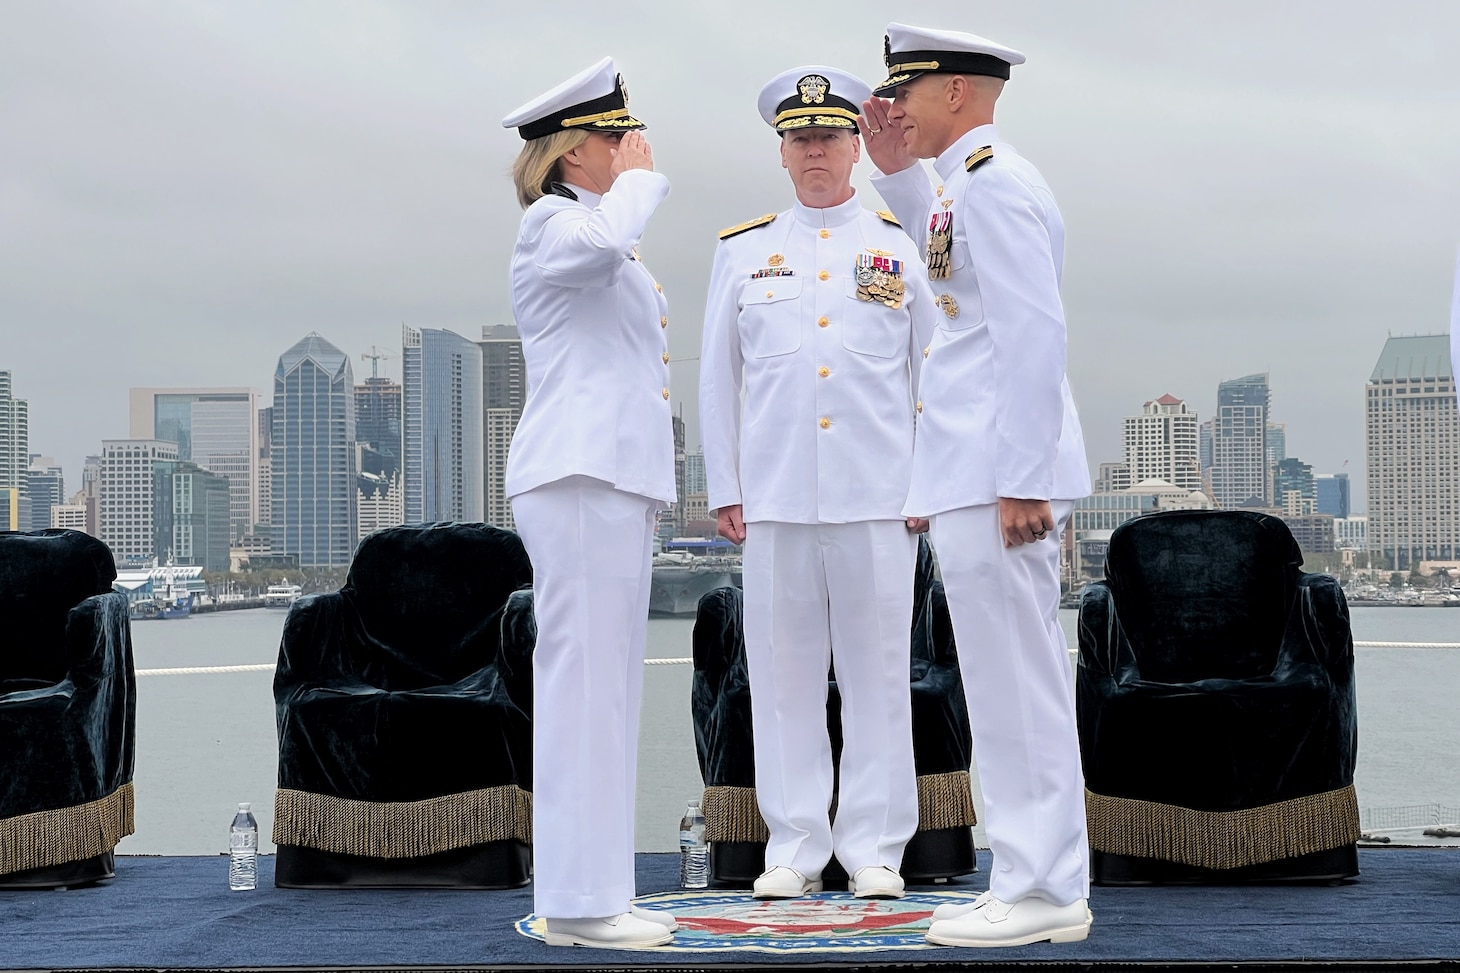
[130,641,1460,678]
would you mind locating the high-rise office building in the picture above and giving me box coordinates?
[1266,421,1287,506]
[355,377,404,538]
[684,447,707,496]
[403,326,483,524]
[100,440,180,564]
[80,455,101,536]
[1122,394,1201,491]
[1365,334,1458,569]
[0,372,29,508]
[1274,457,1315,516]
[1198,419,1213,473]
[26,456,64,532]
[480,325,526,530]
[130,387,260,542]
[153,461,232,572]
[1315,473,1351,519]
[271,334,358,567]
[1210,373,1270,508]
[255,406,273,529]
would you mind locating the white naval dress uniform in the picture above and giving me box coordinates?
[871,124,1093,907]
[700,192,938,878]
[507,169,676,919]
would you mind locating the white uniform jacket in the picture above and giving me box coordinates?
[871,125,1091,516]
[700,193,938,524]
[506,170,677,503]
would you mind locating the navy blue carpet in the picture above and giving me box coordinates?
[2,849,1459,970]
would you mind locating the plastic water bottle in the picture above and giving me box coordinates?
[228,802,259,890]
[679,799,708,889]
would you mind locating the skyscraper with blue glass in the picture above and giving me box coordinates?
[271,334,358,567]
[403,326,483,524]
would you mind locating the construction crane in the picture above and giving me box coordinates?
[361,345,398,379]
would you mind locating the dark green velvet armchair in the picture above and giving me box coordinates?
[0,529,135,889]
[272,522,535,889]
[1077,510,1359,885]
[691,536,978,886]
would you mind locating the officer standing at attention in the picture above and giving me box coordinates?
[860,24,1094,947]
[501,57,677,950]
[700,66,938,901]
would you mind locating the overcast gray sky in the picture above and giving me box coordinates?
[3,1,1458,510]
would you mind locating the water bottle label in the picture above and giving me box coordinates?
[230,831,257,851]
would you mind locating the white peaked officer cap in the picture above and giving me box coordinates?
[757,66,871,134]
[502,56,646,141]
[873,23,1026,96]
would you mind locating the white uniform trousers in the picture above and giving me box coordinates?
[929,500,1089,906]
[742,519,919,878]
[511,475,659,919]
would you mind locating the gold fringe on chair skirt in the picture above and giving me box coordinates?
[1085,784,1360,870]
[0,781,135,876]
[703,770,977,844]
[273,785,531,859]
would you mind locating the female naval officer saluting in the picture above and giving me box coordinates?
[501,58,677,950]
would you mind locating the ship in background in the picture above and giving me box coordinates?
[649,538,742,617]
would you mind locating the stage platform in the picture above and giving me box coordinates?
[2,849,1459,971]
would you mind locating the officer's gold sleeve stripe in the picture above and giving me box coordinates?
[964,145,994,172]
[718,213,778,240]
[876,210,900,226]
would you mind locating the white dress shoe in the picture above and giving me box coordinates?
[850,865,905,899]
[542,913,673,949]
[931,889,993,921]
[752,866,823,899]
[926,895,1092,948]
[630,905,679,932]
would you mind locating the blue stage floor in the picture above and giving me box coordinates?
[2,849,1459,971]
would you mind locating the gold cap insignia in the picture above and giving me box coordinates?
[768,253,785,267]
[797,74,829,105]
[618,74,630,107]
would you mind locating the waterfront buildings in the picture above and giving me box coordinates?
[1123,394,1201,491]
[152,461,232,572]
[49,503,88,532]
[403,326,483,524]
[1210,373,1271,508]
[1335,515,1368,551]
[129,387,261,542]
[1266,422,1287,506]
[271,334,358,568]
[1316,473,1352,519]
[1285,514,1337,556]
[480,325,526,530]
[99,439,180,564]
[685,447,707,497]
[255,407,272,530]
[1365,334,1458,569]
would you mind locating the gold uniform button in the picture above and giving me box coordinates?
[818,270,830,281]
[662,388,671,400]
[819,229,830,239]
[662,352,671,364]
[916,401,924,413]
[819,417,831,429]
[660,316,668,327]
[936,185,944,197]
[818,366,830,378]
[922,346,930,358]
[817,316,829,327]
[655,283,663,293]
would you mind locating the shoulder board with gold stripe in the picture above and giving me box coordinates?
[964,145,994,173]
[718,213,778,240]
[876,210,900,226]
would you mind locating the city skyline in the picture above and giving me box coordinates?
[2,3,1457,511]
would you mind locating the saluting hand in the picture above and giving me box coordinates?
[859,98,917,175]
[609,131,655,180]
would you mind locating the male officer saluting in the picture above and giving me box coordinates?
[860,24,1094,947]
[700,66,938,900]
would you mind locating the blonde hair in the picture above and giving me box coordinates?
[511,129,591,209]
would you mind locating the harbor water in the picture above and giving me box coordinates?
[122,607,1459,857]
